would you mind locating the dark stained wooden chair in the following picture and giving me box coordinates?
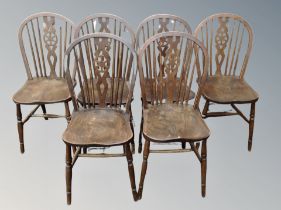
[136,14,194,153]
[13,12,75,153]
[62,33,138,204]
[137,32,210,199]
[74,13,136,153]
[194,13,258,151]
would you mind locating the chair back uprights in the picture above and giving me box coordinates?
[75,13,135,46]
[18,12,75,80]
[194,13,253,79]
[64,33,137,113]
[136,14,192,50]
[138,32,209,110]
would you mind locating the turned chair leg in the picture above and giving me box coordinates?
[65,144,72,205]
[202,100,210,116]
[138,114,144,153]
[41,104,48,120]
[129,106,135,153]
[181,142,186,149]
[16,104,24,153]
[124,143,138,201]
[64,101,71,124]
[248,102,256,151]
[201,140,207,197]
[138,140,150,200]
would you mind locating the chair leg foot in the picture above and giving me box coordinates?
[201,140,207,197]
[16,104,24,153]
[41,104,48,120]
[138,140,150,200]
[66,144,72,205]
[248,102,255,152]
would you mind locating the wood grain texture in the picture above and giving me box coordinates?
[62,109,133,146]
[203,76,259,104]
[13,78,70,104]
[143,104,210,142]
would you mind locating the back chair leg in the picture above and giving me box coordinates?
[16,104,24,153]
[41,104,48,120]
[181,142,186,149]
[64,101,71,124]
[248,102,256,151]
[201,140,207,197]
[202,100,209,116]
[65,144,72,205]
[138,114,144,153]
[124,143,138,201]
[138,140,150,200]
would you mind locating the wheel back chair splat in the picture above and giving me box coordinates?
[194,13,258,151]
[13,12,75,153]
[74,13,136,153]
[136,14,194,153]
[62,33,138,204]
[137,31,210,199]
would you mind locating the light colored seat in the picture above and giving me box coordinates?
[63,109,133,146]
[143,104,210,142]
[13,78,70,104]
[203,76,259,104]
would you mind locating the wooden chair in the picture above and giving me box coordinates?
[137,32,210,199]
[136,14,194,153]
[194,13,258,151]
[62,33,138,204]
[74,13,136,153]
[13,12,74,153]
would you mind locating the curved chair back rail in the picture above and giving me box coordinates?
[64,32,137,113]
[18,12,75,80]
[194,13,253,79]
[136,14,192,50]
[138,31,209,110]
[74,13,135,46]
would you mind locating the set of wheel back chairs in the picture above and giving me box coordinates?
[13,12,259,204]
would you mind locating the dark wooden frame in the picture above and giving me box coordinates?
[13,12,74,153]
[62,33,138,204]
[194,13,258,151]
[137,31,210,199]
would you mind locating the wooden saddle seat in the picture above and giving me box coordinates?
[62,108,133,146]
[143,104,210,142]
[203,76,259,104]
[13,78,70,104]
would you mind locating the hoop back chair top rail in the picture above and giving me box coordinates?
[74,13,135,46]
[136,14,192,49]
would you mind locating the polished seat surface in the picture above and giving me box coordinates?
[13,78,70,104]
[63,109,133,146]
[143,104,210,142]
[203,76,259,104]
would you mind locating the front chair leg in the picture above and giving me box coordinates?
[138,140,150,200]
[248,102,256,151]
[41,104,48,120]
[16,104,24,153]
[129,106,135,153]
[65,144,72,205]
[201,140,207,197]
[124,143,138,201]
